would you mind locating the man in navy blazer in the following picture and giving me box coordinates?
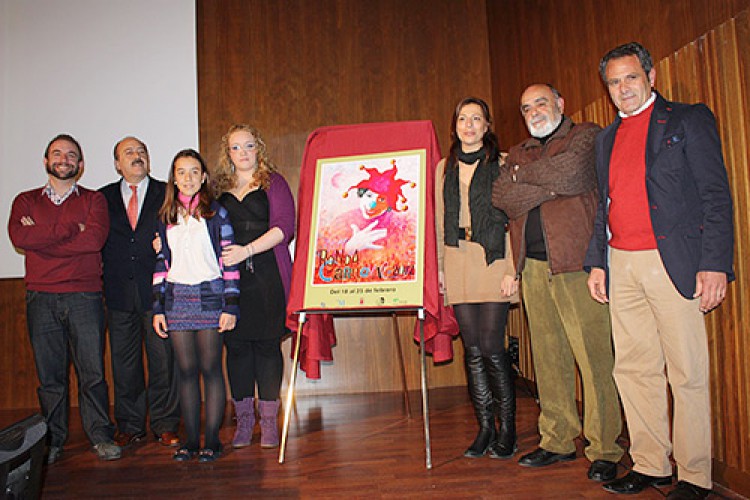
[100,137,180,448]
[585,43,734,499]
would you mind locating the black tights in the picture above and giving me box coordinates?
[225,338,283,401]
[453,302,510,355]
[171,329,225,451]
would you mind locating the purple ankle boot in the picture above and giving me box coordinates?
[258,399,280,448]
[231,397,255,448]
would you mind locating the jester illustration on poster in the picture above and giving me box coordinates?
[304,150,426,310]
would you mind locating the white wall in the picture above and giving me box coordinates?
[1,0,198,278]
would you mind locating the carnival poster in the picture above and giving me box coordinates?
[303,149,426,310]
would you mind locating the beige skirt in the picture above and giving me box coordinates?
[443,236,518,305]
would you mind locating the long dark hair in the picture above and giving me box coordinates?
[446,97,500,171]
[159,149,215,225]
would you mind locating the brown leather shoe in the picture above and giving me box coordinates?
[157,431,180,447]
[114,431,146,447]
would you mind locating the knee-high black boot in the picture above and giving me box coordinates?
[464,345,496,458]
[485,351,517,459]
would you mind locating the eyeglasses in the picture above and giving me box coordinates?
[230,143,256,152]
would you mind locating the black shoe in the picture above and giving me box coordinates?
[488,440,517,459]
[666,481,711,499]
[588,459,618,481]
[464,426,495,458]
[518,447,576,467]
[114,430,146,447]
[172,447,197,462]
[603,470,672,494]
[198,446,223,463]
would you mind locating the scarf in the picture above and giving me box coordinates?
[457,148,485,165]
[178,192,200,217]
[443,147,507,265]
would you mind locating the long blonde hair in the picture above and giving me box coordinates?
[213,124,277,195]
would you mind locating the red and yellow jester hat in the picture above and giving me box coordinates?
[342,159,416,212]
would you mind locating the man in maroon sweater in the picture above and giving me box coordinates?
[8,134,121,463]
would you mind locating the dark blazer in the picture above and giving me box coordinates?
[100,177,166,311]
[584,92,734,298]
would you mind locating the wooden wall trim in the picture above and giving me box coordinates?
[0,278,37,410]
[714,461,750,498]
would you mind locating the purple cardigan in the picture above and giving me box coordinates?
[267,172,295,300]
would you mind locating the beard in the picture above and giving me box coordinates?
[528,112,563,139]
[46,161,80,180]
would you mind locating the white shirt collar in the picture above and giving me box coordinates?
[120,175,150,197]
[43,183,79,205]
[619,91,657,118]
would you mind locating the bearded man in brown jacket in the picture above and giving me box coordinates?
[492,83,623,481]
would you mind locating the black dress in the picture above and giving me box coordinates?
[219,190,286,342]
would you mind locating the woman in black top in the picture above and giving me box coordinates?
[214,124,295,449]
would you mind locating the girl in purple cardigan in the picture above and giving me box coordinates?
[213,124,295,449]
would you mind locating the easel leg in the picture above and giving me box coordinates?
[418,308,432,469]
[279,312,305,464]
[391,312,411,418]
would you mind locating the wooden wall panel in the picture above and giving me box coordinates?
[486,0,750,148]
[0,278,37,410]
[197,0,495,183]
[197,0,497,396]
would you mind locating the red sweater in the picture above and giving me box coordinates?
[8,186,109,292]
[608,103,657,250]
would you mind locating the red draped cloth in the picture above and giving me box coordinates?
[286,120,459,378]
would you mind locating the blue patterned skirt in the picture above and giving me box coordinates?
[164,279,224,331]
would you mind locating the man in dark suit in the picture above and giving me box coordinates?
[585,43,734,499]
[100,136,180,448]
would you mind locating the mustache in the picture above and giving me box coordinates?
[132,159,145,167]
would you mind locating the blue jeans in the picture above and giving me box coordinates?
[26,291,115,447]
